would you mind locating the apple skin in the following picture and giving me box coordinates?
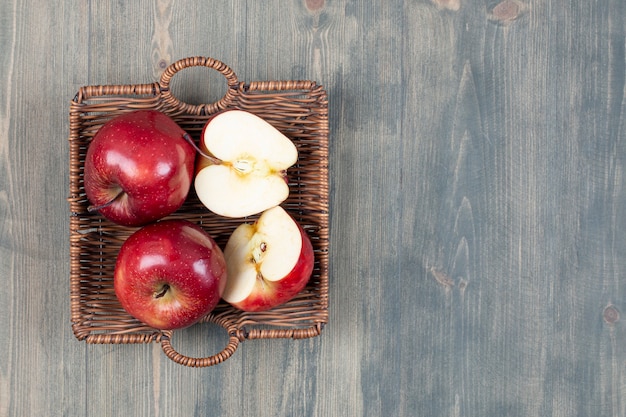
[84,110,195,227]
[222,207,315,312]
[114,220,227,330]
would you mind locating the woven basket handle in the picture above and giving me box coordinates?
[159,56,239,115]
[159,318,240,367]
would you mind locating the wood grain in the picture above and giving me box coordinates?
[1,0,626,416]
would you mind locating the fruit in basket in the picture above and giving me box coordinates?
[114,219,227,330]
[84,110,195,227]
[194,110,298,218]
[221,206,314,311]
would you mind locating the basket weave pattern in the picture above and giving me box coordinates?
[68,57,329,367]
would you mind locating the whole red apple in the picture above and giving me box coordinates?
[84,110,195,227]
[221,206,314,312]
[114,220,227,330]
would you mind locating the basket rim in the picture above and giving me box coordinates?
[69,70,329,353]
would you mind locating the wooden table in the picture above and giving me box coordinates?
[2,1,625,415]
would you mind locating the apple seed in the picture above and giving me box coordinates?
[232,159,253,174]
[250,242,268,264]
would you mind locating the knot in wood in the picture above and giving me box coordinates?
[603,305,620,324]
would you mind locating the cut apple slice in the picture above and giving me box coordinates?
[222,206,314,312]
[194,110,298,218]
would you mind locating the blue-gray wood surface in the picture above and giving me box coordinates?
[1,0,625,416]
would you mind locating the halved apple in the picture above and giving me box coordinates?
[194,110,298,218]
[222,206,314,312]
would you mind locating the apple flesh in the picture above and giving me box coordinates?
[84,110,195,227]
[114,219,227,330]
[194,110,298,218]
[222,206,314,312]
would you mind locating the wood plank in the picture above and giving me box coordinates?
[0,0,90,416]
[397,1,626,415]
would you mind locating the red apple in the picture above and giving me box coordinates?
[114,220,227,330]
[194,110,298,218]
[84,109,195,227]
[221,206,314,312]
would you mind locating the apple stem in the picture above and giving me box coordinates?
[87,190,124,213]
[182,133,221,165]
[155,284,170,299]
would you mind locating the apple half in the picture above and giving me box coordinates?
[194,110,298,218]
[222,206,314,312]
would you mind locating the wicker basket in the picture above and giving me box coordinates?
[68,57,329,367]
